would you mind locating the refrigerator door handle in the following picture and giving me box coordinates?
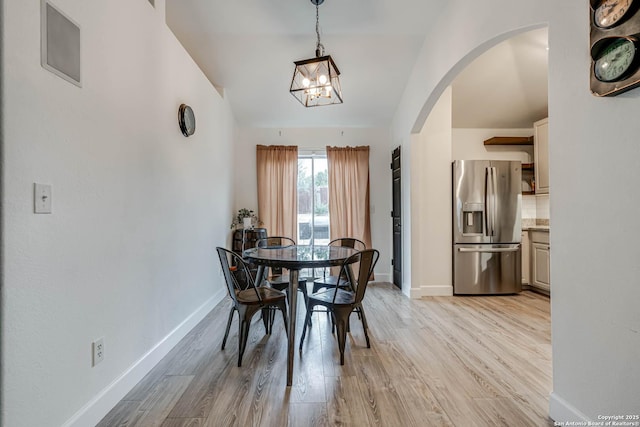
[484,167,490,236]
[485,166,496,237]
[458,247,520,253]
[491,167,498,237]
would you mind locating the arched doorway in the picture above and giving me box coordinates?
[402,25,549,298]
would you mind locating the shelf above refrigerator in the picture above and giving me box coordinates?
[484,136,534,145]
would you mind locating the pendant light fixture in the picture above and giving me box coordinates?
[289,0,343,107]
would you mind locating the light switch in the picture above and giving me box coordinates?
[34,183,52,214]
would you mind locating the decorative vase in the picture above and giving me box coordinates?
[243,217,252,229]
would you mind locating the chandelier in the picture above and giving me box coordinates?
[289,0,343,107]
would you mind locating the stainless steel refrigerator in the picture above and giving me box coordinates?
[452,160,522,294]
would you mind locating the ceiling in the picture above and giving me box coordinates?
[452,27,549,128]
[165,1,548,129]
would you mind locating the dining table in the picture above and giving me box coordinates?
[243,244,358,386]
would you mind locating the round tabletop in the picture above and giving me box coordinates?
[243,245,357,270]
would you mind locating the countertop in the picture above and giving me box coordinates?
[522,218,550,231]
[524,225,549,231]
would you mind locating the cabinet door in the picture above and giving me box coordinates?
[532,242,550,291]
[521,231,530,285]
[534,118,549,194]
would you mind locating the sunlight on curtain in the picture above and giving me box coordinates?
[326,146,372,250]
[256,145,298,240]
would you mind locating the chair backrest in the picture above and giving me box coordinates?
[256,236,296,248]
[255,237,296,276]
[327,238,366,277]
[216,247,261,304]
[329,237,366,251]
[337,249,379,304]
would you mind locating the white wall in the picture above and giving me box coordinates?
[409,87,453,297]
[234,127,392,281]
[452,128,534,162]
[399,133,413,296]
[548,0,640,419]
[1,1,235,426]
[394,0,639,422]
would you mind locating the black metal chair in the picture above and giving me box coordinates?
[256,236,296,249]
[311,238,366,294]
[216,247,288,367]
[300,249,379,365]
[255,236,310,326]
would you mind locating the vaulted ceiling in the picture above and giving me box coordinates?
[165,1,548,129]
[452,27,549,128]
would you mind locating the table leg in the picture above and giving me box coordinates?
[255,265,265,286]
[287,269,299,386]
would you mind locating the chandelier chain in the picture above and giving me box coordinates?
[315,3,325,57]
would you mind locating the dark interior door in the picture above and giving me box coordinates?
[391,147,402,288]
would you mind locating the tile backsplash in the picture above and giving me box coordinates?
[522,194,550,221]
[536,194,550,219]
[522,195,537,219]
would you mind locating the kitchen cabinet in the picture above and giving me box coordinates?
[521,231,530,285]
[534,118,549,194]
[530,230,550,294]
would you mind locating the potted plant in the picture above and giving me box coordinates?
[230,208,259,230]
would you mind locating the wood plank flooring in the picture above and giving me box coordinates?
[97,284,553,427]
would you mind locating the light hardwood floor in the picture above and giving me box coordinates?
[98,283,553,427]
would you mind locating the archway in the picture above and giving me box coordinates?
[402,23,549,298]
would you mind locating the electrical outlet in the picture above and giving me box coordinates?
[92,337,104,366]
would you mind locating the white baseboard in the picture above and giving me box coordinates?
[409,288,421,298]
[549,392,590,423]
[410,285,453,298]
[62,289,225,427]
[373,273,391,283]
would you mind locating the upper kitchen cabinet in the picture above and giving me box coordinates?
[534,118,549,194]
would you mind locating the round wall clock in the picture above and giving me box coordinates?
[590,0,640,96]
[178,104,196,137]
[594,0,635,28]
[594,36,638,82]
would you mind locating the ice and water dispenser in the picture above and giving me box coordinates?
[462,202,483,235]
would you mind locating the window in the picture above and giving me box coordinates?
[297,154,329,245]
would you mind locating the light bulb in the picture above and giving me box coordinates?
[302,78,311,88]
[318,74,328,85]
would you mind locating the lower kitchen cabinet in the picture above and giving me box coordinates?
[530,230,550,294]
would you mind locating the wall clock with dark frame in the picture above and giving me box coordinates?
[178,104,196,137]
[590,0,640,96]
